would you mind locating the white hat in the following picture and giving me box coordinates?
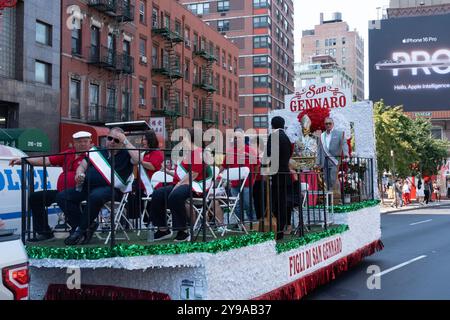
[72,131,92,139]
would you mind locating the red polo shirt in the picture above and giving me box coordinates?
[173,148,205,185]
[222,145,260,188]
[48,148,85,192]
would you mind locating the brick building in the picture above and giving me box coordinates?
[60,0,239,150]
[0,0,61,153]
[60,0,137,150]
[301,13,365,101]
[142,0,239,135]
[179,0,295,132]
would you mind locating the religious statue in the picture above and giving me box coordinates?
[295,115,318,158]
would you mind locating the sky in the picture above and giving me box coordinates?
[294,0,391,98]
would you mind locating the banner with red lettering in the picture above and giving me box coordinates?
[285,84,352,112]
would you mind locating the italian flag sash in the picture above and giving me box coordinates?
[321,132,339,166]
[140,152,153,196]
[176,162,213,194]
[88,147,133,193]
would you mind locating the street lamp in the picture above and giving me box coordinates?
[391,150,397,207]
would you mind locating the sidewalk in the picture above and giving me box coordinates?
[380,198,450,214]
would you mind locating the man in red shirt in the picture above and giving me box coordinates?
[222,129,260,222]
[9,131,92,241]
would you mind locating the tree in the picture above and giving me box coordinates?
[374,100,450,179]
[374,100,417,178]
[410,117,449,176]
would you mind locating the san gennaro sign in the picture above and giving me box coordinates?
[285,84,352,112]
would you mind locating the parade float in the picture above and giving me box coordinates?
[24,83,383,300]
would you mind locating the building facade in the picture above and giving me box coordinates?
[60,0,239,150]
[145,0,239,135]
[301,13,364,101]
[0,0,61,152]
[180,0,295,132]
[295,55,353,91]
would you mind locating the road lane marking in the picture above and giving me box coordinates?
[410,219,432,226]
[374,255,427,277]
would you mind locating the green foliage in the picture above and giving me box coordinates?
[374,100,449,177]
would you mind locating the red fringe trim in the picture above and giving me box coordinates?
[254,239,384,300]
[44,284,171,300]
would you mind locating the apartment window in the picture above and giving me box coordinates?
[193,33,199,51]
[71,27,82,55]
[215,74,220,94]
[193,97,199,118]
[151,85,157,108]
[175,20,181,35]
[139,38,147,57]
[139,80,146,104]
[184,94,190,117]
[35,60,51,85]
[222,106,227,124]
[184,59,190,82]
[36,20,52,46]
[151,45,158,66]
[431,127,443,140]
[228,79,232,99]
[152,7,159,27]
[222,50,226,68]
[253,16,270,28]
[228,54,232,72]
[107,87,117,109]
[184,27,191,49]
[139,0,146,24]
[90,26,100,58]
[215,46,220,65]
[254,96,271,108]
[253,36,270,49]
[187,3,210,15]
[217,1,230,12]
[222,76,226,97]
[89,83,99,107]
[342,37,346,45]
[70,79,81,119]
[253,0,270,9]
[234,82,238,101]
[253,55,271,67]
[217,20,230,32]
[253,75,271,88]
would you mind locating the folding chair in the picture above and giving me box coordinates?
[214,167,251,237]
[191,166,221,238]
[101,178,135,244]
[138,171,174,236]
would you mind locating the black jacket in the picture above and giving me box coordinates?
[266,129,292,174]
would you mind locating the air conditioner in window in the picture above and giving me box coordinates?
[229,66,233,72]
[223,119,229,125]
[140,56,148,64]
[140,98,146,105]
[223,63,227,68]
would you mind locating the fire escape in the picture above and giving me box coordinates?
[193,45,218,129]
[86,0,135,125]
[151,18,183,138]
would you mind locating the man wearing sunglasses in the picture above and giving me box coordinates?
[315,117,349,190]
[57,127,139,245]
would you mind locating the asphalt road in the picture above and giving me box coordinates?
[305,204,450,300]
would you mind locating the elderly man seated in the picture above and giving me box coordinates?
[57,127,139,245]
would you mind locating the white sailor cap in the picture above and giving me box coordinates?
[72,131,92,139]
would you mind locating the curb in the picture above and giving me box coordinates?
[380,202,450,214]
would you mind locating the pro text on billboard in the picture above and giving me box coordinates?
[369,14,450,111]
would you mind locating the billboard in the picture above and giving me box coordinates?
[369,13,450,111]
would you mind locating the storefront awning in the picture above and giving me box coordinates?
[0,128,50,152]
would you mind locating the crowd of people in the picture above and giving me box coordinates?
[390,176,442,208]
